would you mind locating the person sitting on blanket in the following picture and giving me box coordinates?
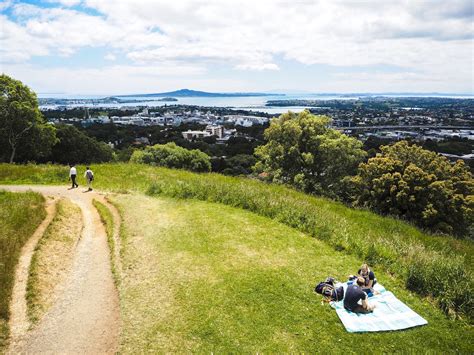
[358,264,377,289]
[343,277,376,314]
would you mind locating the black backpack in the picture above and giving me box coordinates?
[314,277,344,302]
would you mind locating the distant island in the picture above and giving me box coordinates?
[39,96,178,106]
[117,89,285,98]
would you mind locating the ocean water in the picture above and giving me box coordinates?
[38,93,474,114]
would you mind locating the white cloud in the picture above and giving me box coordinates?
[235,63,280,71]
[1,63,209,94]
[104,53,116,61]
[1,0,472,92]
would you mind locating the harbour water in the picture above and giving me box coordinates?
[38,93,474,114]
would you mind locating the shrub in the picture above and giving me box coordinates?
[130,142,211,172]
[349,141,473,237]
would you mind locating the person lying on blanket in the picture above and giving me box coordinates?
[343,277,376,314]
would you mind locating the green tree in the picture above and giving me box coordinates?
[254,110,366,196]
[51,124,113,164]
[0,74,57,163]
[130,142,211,172]
[222,154,257,176]
[350,141,473,237]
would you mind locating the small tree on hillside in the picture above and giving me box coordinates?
[350,141,473,237]
[130,142,211,172]
[0,74,56,163]
[254,110,366,196]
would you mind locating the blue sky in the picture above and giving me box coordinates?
[1,0,473,95]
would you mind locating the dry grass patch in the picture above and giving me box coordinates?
[27,198,82,323]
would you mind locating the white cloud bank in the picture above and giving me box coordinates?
[0,0,472,93]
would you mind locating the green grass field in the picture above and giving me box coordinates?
[112,194,472,353]
[0,190,46,349]
[0,163,471,320]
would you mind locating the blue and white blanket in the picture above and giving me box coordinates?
[330,283,428,332]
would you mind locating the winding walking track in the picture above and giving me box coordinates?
[2,185,120,354]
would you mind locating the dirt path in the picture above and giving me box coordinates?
[2,185,120,354]
[8,196,58,343]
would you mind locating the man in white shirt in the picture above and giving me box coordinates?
[69,164,78,188]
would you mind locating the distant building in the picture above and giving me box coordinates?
[182,130,211,140]
[206,125,224,138]
[133,137,150,145]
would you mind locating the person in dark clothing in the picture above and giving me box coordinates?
[84,166,94,191]
[343,277,375,313]
[358,264,377,289]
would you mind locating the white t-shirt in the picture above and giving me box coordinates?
[69,167,77,176]
[85,169,94,180]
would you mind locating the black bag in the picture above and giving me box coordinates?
[314,277,344,302]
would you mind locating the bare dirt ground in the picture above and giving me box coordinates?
[28,198,84,324]
[2,185,120,354]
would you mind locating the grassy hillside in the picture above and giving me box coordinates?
[0,163,472,320]
[0,190,46,349]
[112,194,472,353]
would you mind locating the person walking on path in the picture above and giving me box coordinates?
[84,166,94,191]
[69,164,78,189]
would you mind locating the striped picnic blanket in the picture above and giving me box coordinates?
[330,283,428,332]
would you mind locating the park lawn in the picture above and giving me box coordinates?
[27,198,83,323]
[0,163,472,320]
[111,194,473,353]
[0,190,46,350]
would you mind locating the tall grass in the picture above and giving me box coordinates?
[0,163,472,320]
[0,190,45,348]
[93,199,120,286]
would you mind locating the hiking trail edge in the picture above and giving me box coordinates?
[2,185,120,354]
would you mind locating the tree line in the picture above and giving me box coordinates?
[0,75,112,164]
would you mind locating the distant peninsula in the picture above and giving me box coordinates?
[117,89,284,98]
[39,96,178,106]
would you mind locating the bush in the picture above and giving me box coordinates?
[130,142,211,172]
[349,141,473,237]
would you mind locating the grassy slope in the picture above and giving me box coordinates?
[0,163,472,319]
[27,198,82,323]
[0,190,46,349]
[112,194,472,353]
